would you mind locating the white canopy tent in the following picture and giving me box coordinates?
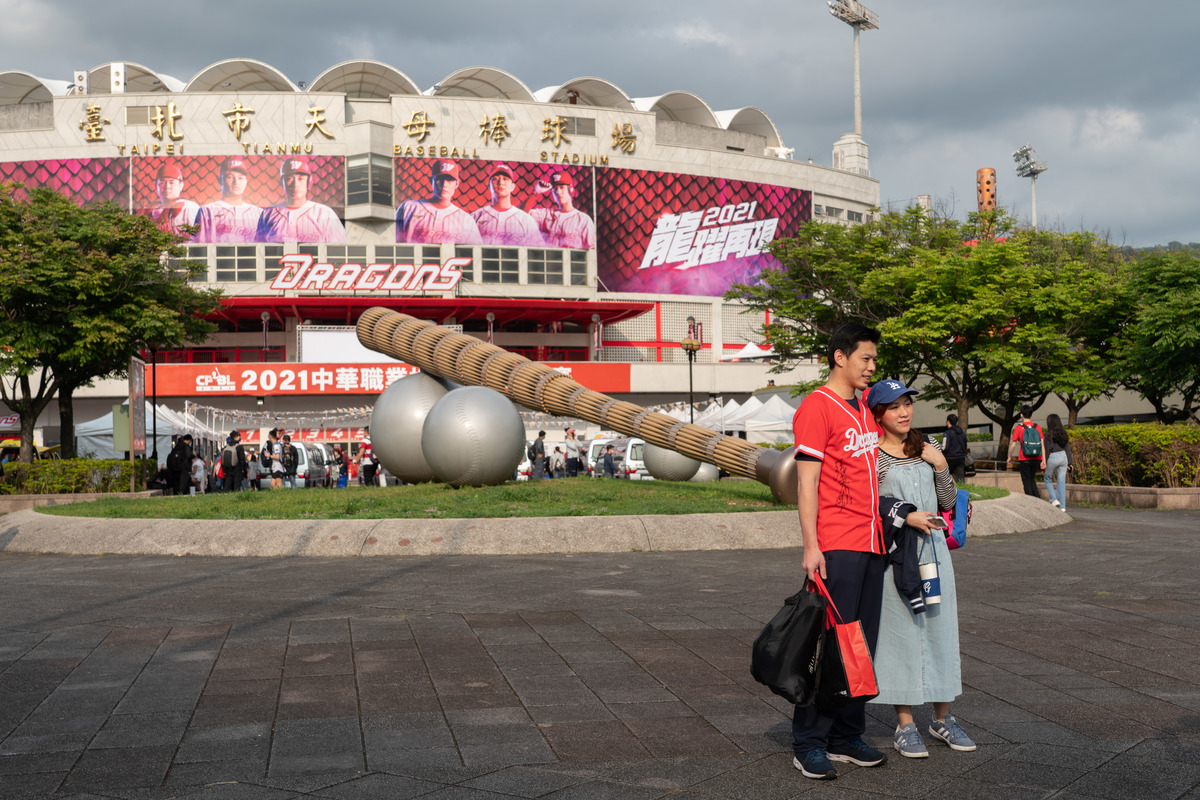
[743,395,799,444]
[718,397,765,432]
[76,402,222,465]
[693,398,740,430]
[720,343,777,361]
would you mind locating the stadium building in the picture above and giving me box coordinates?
[0,59,879,451]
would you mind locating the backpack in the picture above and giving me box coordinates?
[260,446,272,468]
[221,445,237,472]
[528,443,537,461]
[1019,423,1043,458]
[166,446,182,472]
[938,489,972,550]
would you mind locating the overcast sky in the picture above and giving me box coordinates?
[4,0,1195,247]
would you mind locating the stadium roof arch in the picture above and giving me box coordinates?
[715,107,783,149]
[308,60,421,98]
[88,62,184,95]
[185,59,297,93]
[533,77,634,110]
[633,91,720,128]
[430,67,535,101]
[0,71,68,105]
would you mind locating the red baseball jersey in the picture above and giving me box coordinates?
[793,386,883,554]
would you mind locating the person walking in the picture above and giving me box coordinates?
[550,447,566,479]
[1007,406,1046,498]
[266,429,285,490]
[868,381,975,759]
[790,323,890,781]
[942,415,968,483]
[600,445,617,478]
[1043,414,1073,511]
[359,427,378,487]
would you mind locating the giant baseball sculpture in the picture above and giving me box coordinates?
[356,307,798,504]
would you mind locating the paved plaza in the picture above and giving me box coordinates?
[1,506,1198,799]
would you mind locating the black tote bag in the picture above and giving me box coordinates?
[750,585,829,705]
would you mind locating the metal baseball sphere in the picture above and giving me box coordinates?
[421,386,524,487]
[643,442,701,482]
[689,462,720,483]
[370,372,447,483]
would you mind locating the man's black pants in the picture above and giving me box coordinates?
[792,549,887,755]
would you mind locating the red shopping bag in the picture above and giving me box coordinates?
[809,575,879,709]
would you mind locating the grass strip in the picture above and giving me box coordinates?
[36,477,781,520]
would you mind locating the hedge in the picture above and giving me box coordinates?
[1070,424,1200,489]
[0,458,157,495]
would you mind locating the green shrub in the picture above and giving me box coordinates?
[1070,424,1200,488]
[0,458,156,494]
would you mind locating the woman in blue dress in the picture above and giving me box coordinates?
[868,382,976,758]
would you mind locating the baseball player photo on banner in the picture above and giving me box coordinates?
[131,155,346,243]
[595,169,810,296]
[394,158,595,250]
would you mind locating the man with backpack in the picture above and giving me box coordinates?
[281,434,299,489]
[1007,405,1046,498]
[221,431,247,493]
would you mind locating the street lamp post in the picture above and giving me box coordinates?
[681,316,702,423]
[150,346,158,463]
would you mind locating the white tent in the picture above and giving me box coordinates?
[720,397,766,432]
[720,343,777,361]
[743,395,799,444]
[694,398,740,430]
[76,402,221,465]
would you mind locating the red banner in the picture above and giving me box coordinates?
[150,362,630,396]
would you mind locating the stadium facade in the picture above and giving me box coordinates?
[0,59,879,448]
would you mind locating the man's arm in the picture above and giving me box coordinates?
[797,459,825,580]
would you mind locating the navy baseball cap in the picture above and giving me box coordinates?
[867,379,919,409]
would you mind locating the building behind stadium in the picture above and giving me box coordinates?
[0,59,879,452]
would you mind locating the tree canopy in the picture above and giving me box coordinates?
[0,184,220,461]
[727,207,1160,450]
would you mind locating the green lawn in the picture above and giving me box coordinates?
[960,483,1009,501]
[36,478,782,520]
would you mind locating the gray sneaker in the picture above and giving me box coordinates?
[928,714,977,751]
[894,723,928,758]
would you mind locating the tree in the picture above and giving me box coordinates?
[1114,251,1200,423]
[0,184,220,462]
[729,207,1126,455]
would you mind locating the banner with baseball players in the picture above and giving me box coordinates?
[131,155,346,243]
[594,170,810,297]
[394,158,596,250]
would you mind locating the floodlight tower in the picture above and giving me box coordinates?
[828,1,879,176]
[1013,144,1049,229]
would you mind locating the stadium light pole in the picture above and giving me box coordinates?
[1013,144,1049,230]
[828,0,880,137]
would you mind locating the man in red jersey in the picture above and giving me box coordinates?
[790,322,889,780]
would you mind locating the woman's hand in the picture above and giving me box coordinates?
[920,441,948,472]
[905,511,936,534]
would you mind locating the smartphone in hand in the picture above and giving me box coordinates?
[926,515,948,530]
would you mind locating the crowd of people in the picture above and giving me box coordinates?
[157,425,383,494]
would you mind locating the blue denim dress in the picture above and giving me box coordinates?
[870,457,962,706]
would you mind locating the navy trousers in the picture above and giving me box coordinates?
[792,549,887,754]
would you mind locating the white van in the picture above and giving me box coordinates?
[256,442,329,489]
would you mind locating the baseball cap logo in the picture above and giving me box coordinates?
[884,380,901,391]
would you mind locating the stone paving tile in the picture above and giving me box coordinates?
[310,771,446,799]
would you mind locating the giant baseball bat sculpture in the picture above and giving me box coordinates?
[356,307,798,505]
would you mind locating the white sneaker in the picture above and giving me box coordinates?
[1050,500,1060,508]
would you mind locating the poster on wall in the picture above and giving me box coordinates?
[595,170,810,297]
[0,158,129,206]
[131,155,345,243]
[394,157,595,250]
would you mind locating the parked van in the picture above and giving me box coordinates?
[257,441,328,489]
[601,437,653,480]
[586,437,614,477]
